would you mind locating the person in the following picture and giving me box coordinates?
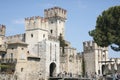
[85,72,88,78]
[117,73,120,80]
[115,72,118,80]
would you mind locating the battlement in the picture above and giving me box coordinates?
[110,58,120,64]
[76,53,82,60]
[83,41,108,52]
[83,41,95,51]
[5,34,25,43]
[44,7,67,20]
[25,16,48,30]
[0,24,6,36]
[0,24,6,28]
[25,16,47,22]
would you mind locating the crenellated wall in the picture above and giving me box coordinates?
[83,41,108,52]
[25,16,48,31]
[0,24,6,44]
[105,58,120,73]
[4,34,25,43]
[0,24,6,37]
[83,41,109,75]
[44,7,67,39]
[0,7,82,80]
[44,7,67,20]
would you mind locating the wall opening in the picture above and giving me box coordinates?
[102,65,105,75]
[50,30,53,34]
[31,34,33,38]
[49,62,56,77]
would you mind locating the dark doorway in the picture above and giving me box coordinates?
[102,65,105,75]
[50,62,56,77]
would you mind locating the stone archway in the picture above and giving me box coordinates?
[49,62,56,77]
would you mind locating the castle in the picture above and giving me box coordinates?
[0,7,120,80]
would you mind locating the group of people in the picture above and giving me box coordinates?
[84,72,98,79]
[57,71,73,77]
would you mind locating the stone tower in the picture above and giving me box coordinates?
[0,24,6,37]
[25,7,67,55]
[0,24,6,44]
[25,16,48,54]
[44,7,67,38]
[83,41,108,75]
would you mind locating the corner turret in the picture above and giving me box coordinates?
[83,41,109,75]
[0,24,6,37]
[44,7,67,20]
[25,16,48,31]
[44,7,67,38]
[83,41,108,52]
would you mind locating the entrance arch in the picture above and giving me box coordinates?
[49,62,56,77]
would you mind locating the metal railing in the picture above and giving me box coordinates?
[0,59,17,63]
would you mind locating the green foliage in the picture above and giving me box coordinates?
[58,34,68,54]
[89,6,120,51]
[0,64,11,68]
[0,64,15,74]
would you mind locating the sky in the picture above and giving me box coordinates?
[0,0,120,58]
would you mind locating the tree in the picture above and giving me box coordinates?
[58,34,68,54]
[89,6,120,51]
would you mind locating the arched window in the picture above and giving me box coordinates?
[50,30,53,34]
[31,34,33,38]
[21,68,24,72]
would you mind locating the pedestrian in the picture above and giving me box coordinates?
[117,72,120,80]
[115,72,118,80]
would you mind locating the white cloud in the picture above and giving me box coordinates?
[12,19,24,24]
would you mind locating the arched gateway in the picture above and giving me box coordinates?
[49,62,56,77]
